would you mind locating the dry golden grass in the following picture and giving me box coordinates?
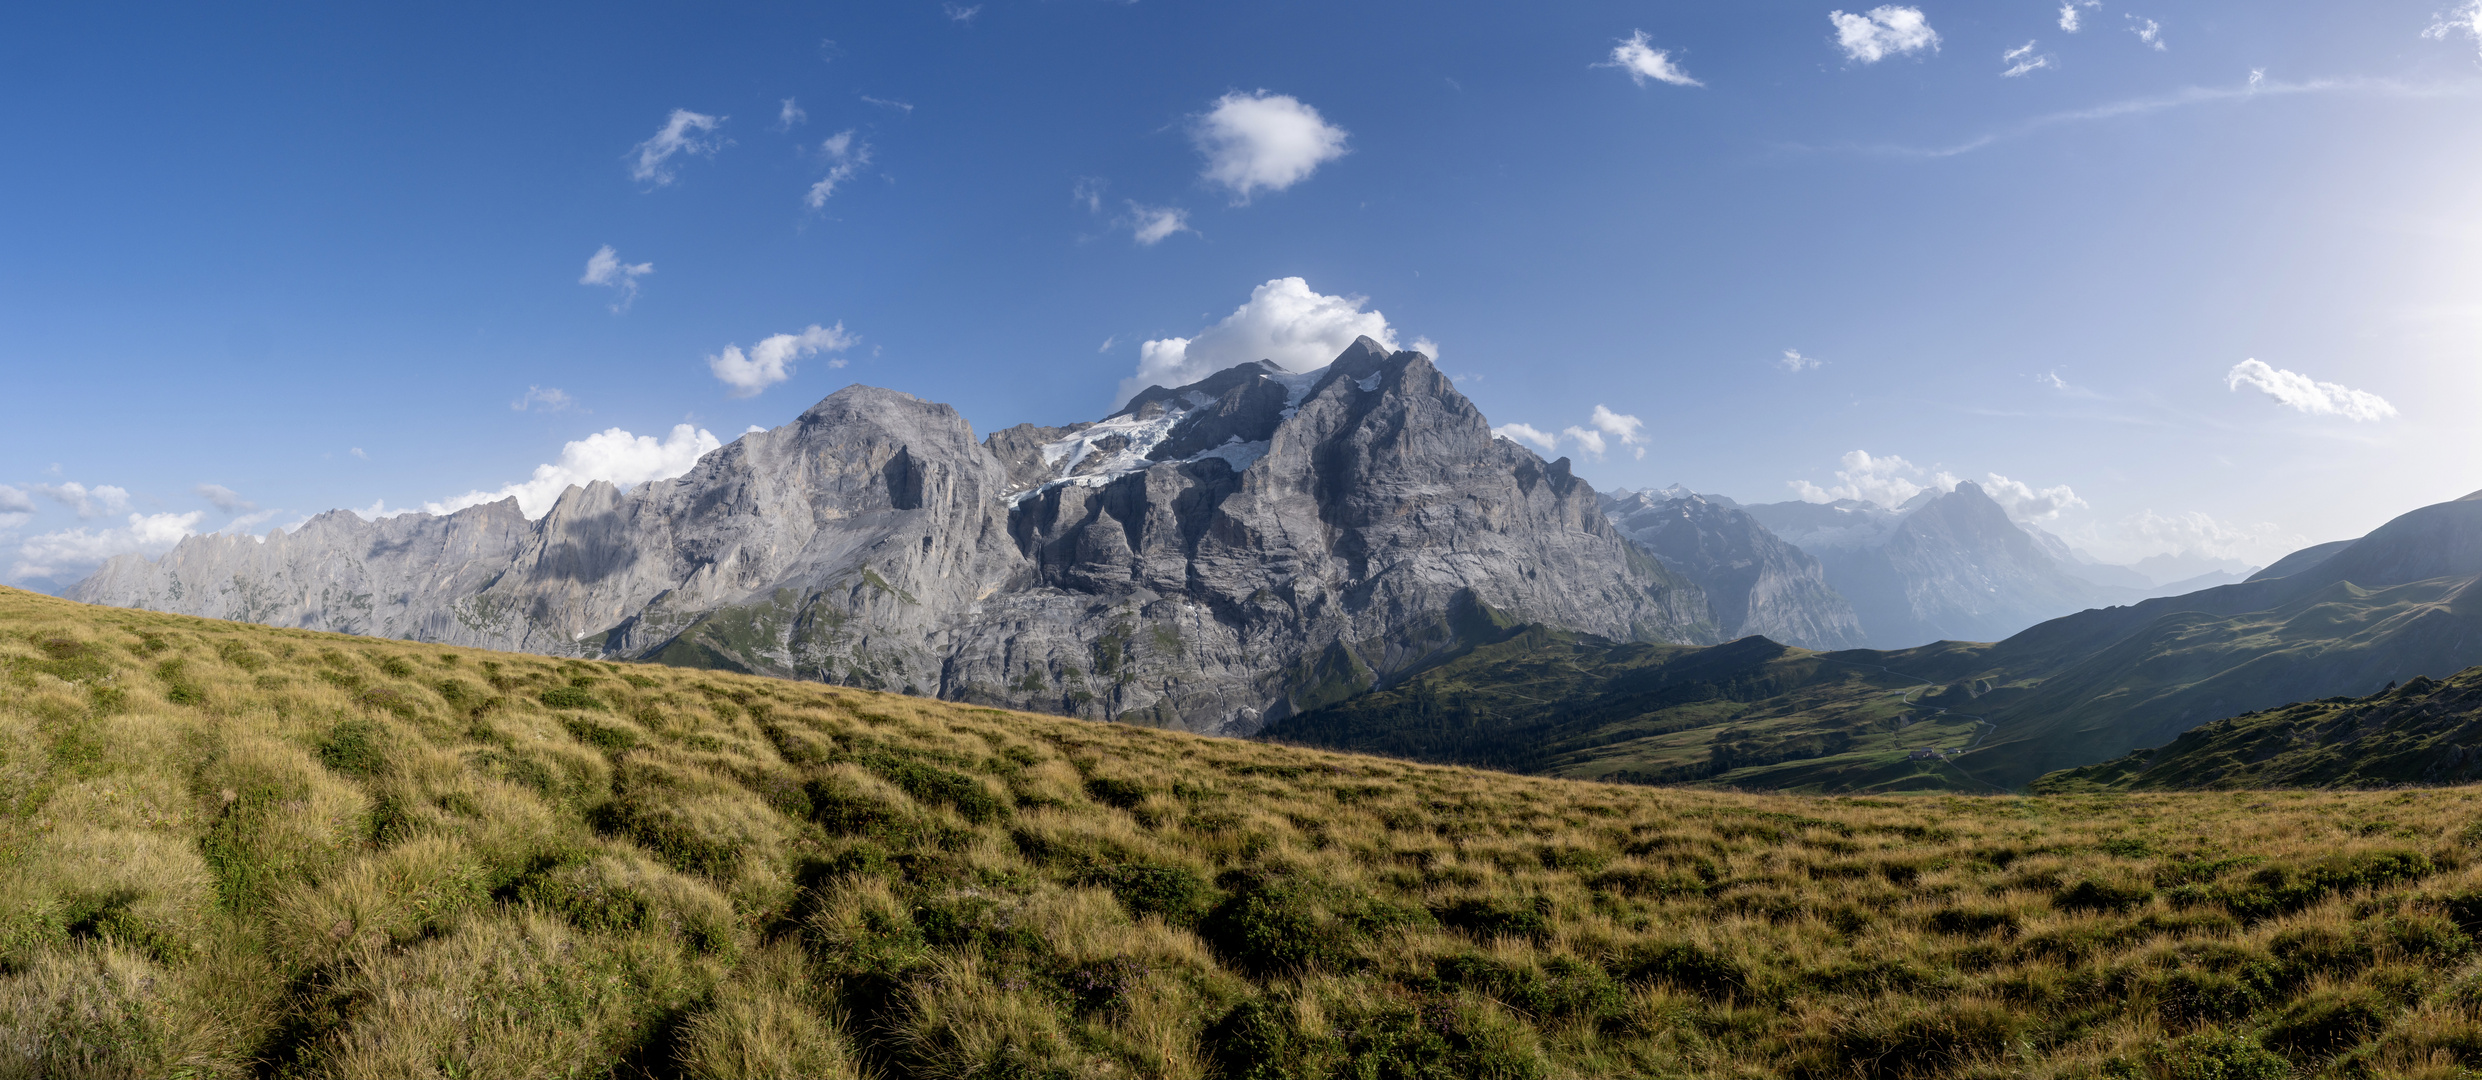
[9,585,2482,1077]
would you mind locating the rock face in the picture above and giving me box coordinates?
[74,339,1715,733]
[1744,483,2129,648]
[1600,489,1864,650]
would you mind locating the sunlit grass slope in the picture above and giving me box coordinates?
[17,586,2482,1078]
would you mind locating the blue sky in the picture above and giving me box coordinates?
[6,0,2481,589]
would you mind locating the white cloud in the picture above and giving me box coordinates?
[1126,203,1193,246]
[1589,405,1648,460]
[942,2,981,22]
[708,323,858,398]
[2058,0,2098,31]
[1098,336,1117,353]
[1492,424,1560,452]
[1982,472,2086,522]
[2003,41,2055,77]
[1830,6,1940,63]
[512,386,575,413]
[350,447,369,460]
[1121,278,1404,404]
[0,485,31,530]
[1788,450,1958,507]
[861,95,915,114]
[1410,336,1441,360]
[195,483,255,513]
[2126,15,2167,51]
[2425,0,2482,58]
[1562,426,1608,457]
[579,245,653,311]
[805,131,871,208]
[2225,359,2397,421]
[777,98,806,130]
[1602,30,1703,87]
[219,508,278,534]
[629,109,726,186]
[424,425,725,519]
[1192,91,1349,204]
[12,511,203,581]
[1778,348,1821,372]
[2066,509,2304,567]
[36,482,130,519]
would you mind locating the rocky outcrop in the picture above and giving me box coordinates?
[74,339,1715,733]
[1600,489,1864,650]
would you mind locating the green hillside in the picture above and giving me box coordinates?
[20,587,2482,1077]
[2033,666,2482,792]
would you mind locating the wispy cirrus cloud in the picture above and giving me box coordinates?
[1807,75,2481,158]
[1125,203,1193,246]
[805,131,871,208]
[628,109,726,186]
[2003,41,2055,77]
[2126,14,2167,51]
[1600,30,1702,87]
[35,481,129,519]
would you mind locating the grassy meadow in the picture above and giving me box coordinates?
[15,587,2482,1077]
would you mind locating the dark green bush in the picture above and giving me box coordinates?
[539,685,602,711]
[561,715,640,752]
[1433,896,1552,943]
[1201,876,1350,977]
[2263,987,2392,1058]
[316,718,388,777]
[1082,862,1213,926]
[1615,940,1748,1000]
[859,751,1009,825]
[1084,776,1148,810]
[2058,878,2153,913]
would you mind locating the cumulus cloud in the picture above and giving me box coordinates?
[777,98,806,130]
[1586,405,1648,460]
[2425,0,2482,58]
[1601,30,1703,87]
[512,386,575,413]
[1778,349,1822,372]
[11,511,203,582]
[1830,6,1940,63]
[1125,203,1193,246]
[2225,359,2396,421]
[1982,472,2086,523]
[195,484,256,513]
[1491,407,1647,461]
[805,131,871,208]
[1788,450,1959,507]
[1492,423,1560,452]
[580,245,653,311]
[1411,336,1441,361]
[708,323,859,398]
[1121,278,1406,404]
[0,485,31,530]
[2126,15,2166,50]
[36,482,130,519]
[1192,92,1349,204]
[2058,0,2098,31]
[423,425,725,519]
[629,109,726,186]
[2003,41,2055,77]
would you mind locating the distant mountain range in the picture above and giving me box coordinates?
[1269,488,2482,792]
[73,340,1715,734]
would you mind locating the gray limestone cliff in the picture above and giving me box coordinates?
[73,339,1716,733]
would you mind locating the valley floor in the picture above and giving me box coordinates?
[8,587,2482,1078]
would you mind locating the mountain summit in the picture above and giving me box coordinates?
[74,340,1715,732]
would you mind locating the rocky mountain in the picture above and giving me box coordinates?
[1599,488,1865,650]
[1743,483,2131,648]
[72,339,1715,734]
